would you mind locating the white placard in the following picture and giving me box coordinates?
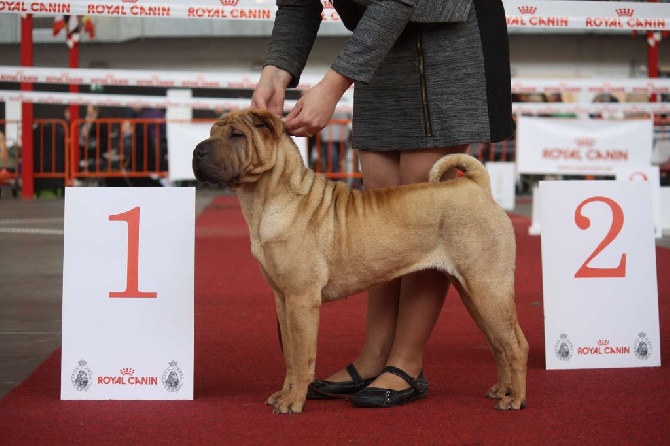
[61,187,195,399]
[486,162,516,211]
[168,122,308,182]
[615,166,662,239]
[517,116,653,175]
[540,180,660,370]
[167,121,210,181]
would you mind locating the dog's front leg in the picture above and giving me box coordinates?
[270,291,320,414]
[266,292,294,407]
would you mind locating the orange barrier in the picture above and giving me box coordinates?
[4,114,670,194]
[0,120,20,197]
[312,119,362,182]
[70,117,168,183]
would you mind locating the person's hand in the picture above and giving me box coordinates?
[251,66,293,117]
[282,69,352,137]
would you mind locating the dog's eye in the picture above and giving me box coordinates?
[231,130,245,138]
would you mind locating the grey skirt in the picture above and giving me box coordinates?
[352,0,515,151]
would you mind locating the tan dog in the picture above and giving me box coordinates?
[192,109,528,414]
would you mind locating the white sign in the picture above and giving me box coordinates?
[615,166,662,239]
[486,162,516,211]
[517,116,653,175]
[61,187,195,399]
[540,180,660,370]
[167,121,210,181]
[167,122,308,182]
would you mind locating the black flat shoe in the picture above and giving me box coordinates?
[351,365,429,408]
[307,363,377,400]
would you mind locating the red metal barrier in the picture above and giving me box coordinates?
[70,117,168,184]
[312,119,362,182]
[0,120,21,197]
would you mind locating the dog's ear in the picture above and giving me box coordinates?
[249,109,282,139]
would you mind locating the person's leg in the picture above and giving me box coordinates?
[321,150,402,383]
[323,145,468,391]
[366,145,468,391]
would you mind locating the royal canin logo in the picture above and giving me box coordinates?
[575,137,596,147]
[219,0,240,6]
[615,8,634,18]
[518,6,537,15]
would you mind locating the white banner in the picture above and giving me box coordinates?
[1,1,668,30]
[61,186,195,400]
[517,116,654,175]
[540,180,660,370]
[5,91,670,116]
[3,66,670,94]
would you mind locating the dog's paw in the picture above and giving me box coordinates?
[266,390,305,414]
[485,383,511,400]
[494,396,526,410]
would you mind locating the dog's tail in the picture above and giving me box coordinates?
[428,153,492,194]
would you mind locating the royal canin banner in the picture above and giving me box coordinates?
[0,1,668,30]
[2,66,670,95]
[516,116,654,176]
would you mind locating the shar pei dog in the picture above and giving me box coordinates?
[192,109,528,414]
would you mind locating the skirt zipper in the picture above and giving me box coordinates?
[416,28,432,137]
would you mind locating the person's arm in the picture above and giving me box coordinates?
[264,0,324,88]
[331,0,415,84]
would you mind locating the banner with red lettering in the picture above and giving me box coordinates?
[0,1,668,30]
[516,116,653,175]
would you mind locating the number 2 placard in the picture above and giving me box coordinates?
[539,181,660,370]
[61,187,195,399]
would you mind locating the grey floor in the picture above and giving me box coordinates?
[0,189,668,399]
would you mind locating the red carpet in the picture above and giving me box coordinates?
[1,194,668,444]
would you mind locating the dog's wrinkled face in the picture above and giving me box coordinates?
[192,109,281,188]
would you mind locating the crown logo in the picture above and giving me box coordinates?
[168,360,178,367]
[615,8,634,17]
[575,137,596,147]
[638,332,647,338]
[597,340,610,346]
[120,367,135,376]
[559,334,568,339]
[78,359,88,367]
[219,0,239,6]
[322,1,334,8]
[121,0,138,3]
[518,6,537,15]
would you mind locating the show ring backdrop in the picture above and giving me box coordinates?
[540,181,660,370]
[61,187,195,400]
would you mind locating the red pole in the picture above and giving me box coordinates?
[69,41,80,176]
[647,0,659,103]
[20,14,34,199]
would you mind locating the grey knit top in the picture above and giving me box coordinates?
[265,0,472,88]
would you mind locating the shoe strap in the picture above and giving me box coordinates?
[345,363,364,386]
[382,366,425,393]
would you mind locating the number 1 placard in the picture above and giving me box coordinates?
[540,181,660,370]
[61,187,195,399]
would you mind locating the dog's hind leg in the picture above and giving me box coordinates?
[453,279,528,410]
